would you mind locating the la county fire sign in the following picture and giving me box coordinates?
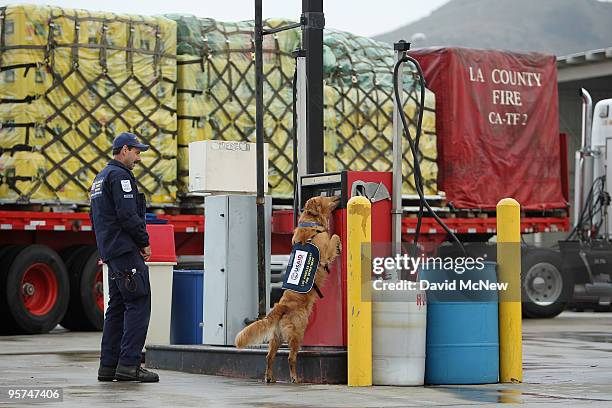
[282,243,320,293]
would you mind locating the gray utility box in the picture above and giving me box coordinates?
[203,195,272,346]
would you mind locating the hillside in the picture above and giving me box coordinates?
[374,0,612,55]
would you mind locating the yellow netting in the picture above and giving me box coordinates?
[169,15,437,198]
[0,5,177,204]
[0,8,437,204]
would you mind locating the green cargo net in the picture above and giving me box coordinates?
[167,15,437,199]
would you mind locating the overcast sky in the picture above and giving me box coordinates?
[23,0,451,37]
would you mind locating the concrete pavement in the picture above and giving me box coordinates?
[0,312,611,407]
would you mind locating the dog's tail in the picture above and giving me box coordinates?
[235,304,287,348]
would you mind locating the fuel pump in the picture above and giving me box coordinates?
[299,171,392,346]
[295,40,465,349]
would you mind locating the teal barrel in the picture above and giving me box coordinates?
[421,261,499,384]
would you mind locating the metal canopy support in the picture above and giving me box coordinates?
[254,0,266,318]
[254,0,325,317]
[302,0,325,174]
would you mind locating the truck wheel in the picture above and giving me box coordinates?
[0,246,25,333]
[60,246,103,331]
[60,246,95,330]
[521,249,573,318]
[60,246,91,275]
[0,245,69,334]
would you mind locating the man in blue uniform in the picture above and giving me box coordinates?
[90,132,159,382]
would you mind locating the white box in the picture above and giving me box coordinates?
[188,140,268,193]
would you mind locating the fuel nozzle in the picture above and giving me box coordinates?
[393,40,411,52]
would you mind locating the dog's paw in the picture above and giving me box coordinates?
[290,376,299,384]
[265,376,276,384]
[332,235,342,255]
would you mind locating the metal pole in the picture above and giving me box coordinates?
[574,89,593,229]
[254,0,266,318]
[296,55,308,178]
[295,53,307,224]
[573,151,583,228]
[392,42,408,275]
[302,0,325,174]
[581,88,593,149]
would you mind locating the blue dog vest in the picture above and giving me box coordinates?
[282,242,320,294]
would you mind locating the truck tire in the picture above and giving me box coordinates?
[0,245,69,334]
[59,246,92,330]
[60,246,103,331]
[521,248,573,318]
[0,246,25,333]
[60,246,91,275]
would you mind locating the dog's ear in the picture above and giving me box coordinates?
[325,196,340,212]
[304,197,323,217]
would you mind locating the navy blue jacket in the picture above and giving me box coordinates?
[89,160,149,261]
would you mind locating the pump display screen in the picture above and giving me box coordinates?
[300,172,346,209]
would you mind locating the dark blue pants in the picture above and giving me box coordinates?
[100,250,151,367]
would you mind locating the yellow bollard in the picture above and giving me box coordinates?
[347,196,372,386]
[496,198,522,383]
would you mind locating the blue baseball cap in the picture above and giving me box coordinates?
[112,132,149,152]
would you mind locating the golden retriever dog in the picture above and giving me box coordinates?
[235,195,341,383]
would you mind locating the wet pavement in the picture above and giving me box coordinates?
[0,311,611,407]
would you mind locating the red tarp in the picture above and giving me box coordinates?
[408,47,566,210]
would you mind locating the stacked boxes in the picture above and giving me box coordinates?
[321,28,437,195]
[168,16,300,198]
[0,5,177,204]
[168,15,437,199]
[0,6,437,205]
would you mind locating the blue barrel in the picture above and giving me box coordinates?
[170,269,204,344]
[422,261,499,384]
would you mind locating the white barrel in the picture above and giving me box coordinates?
[372,290,427,385]
[103,261,176,346]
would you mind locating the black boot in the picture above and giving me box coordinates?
[98,364,116,382]
[115,364,159,382]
